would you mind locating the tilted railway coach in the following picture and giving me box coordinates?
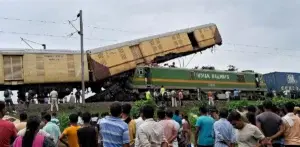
[0,23,222,101]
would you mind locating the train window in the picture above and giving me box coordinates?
[237,74,245,82]
[187,32,199,48]
[138,69,144,75]
[190,71,195,80]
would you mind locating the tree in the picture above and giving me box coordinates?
[228,65,238,71]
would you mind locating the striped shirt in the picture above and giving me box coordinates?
[213,118,236,147]
[99,116,130,147]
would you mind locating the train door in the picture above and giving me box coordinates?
[236,74,245,99]
[254,74,261,88]
[137,67,151,85]
[3,55,24,84]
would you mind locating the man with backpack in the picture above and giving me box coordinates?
[4,89,15,113]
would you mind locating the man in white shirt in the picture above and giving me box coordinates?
[225,91,231,102]
[135,108,144,132]
[228,111,269,147]
[135,105,167,147]
[49,88,59,112]
[171,90,177,107]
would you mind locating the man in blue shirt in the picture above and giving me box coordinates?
[213,108,236,147]
[50,112,60,126]
[172,109,182,127]
[195,106,214,147]
[233,89,240,100]
[42,113,61,144]
[99,102,130,147]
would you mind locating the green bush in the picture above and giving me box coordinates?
[225,98,300,110]
[226,100,252,110]
[185,98,300,130]
[57,113,70,132]
[131,99,156,118]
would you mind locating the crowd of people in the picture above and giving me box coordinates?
[3,87,85,114]
[1,99,300,147]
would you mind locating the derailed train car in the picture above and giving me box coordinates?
[88,23,221,82]
[0,23,222,101]
[87,23,222,101]
[132,66,267,100]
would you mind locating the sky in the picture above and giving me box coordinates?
[0,0,299,74]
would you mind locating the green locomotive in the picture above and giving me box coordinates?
[132,66,267,100]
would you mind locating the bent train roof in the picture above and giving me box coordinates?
[88,23,217,53]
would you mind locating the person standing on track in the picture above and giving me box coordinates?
[145,89,152,101]
[75,89,81,104]
[207,91,214,106]
[69,92,76,104]
[50,88,59,112]
[225,90,231,102]
[171,89,177,107]
[178,90,183,107]
[4,89,16,113]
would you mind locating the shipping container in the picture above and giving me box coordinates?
[263,72,300,92]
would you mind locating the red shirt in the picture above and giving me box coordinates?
[0,119,17,147]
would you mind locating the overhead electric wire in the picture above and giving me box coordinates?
[225,43,300,52]
[1,17,299,53]
[0,17,68,24]
[0,30,117,42]
[0,16,139,33]
[219,48,300,58]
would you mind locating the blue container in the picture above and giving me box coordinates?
[263,72,300,92]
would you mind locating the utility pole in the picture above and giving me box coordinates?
[78,10,85,103]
